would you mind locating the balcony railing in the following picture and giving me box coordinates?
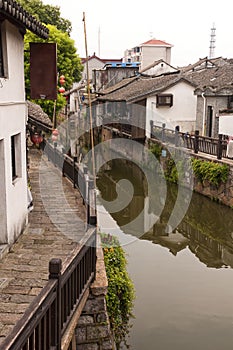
[150,122,228,160]
[1,228,96,350]
[1,140,97,350]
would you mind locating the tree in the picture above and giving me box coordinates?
[18,0,83,118]
[18,0,72,34]
[24,24,83,118]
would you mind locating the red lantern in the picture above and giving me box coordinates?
[31,133,43,145]
[58,86,65,94]
[52,129,58,141]
[59,75,65,85]
[52,129,59,136]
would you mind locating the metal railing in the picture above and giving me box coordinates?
[1,139,97,349]
[1,229,96,350]
[44,141,96,226]
[150,122,228,160]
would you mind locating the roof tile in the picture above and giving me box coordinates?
[0,0,49,39]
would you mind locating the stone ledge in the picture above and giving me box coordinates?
[91,234,108,296]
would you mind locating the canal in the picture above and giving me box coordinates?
[96,159,233,350]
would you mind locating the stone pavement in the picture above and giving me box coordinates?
[0,147,87,345]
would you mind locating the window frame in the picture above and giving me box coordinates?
[11,133,22,182]
[0,20,8,78]
[0,21,4,77]
[156,94,173,107]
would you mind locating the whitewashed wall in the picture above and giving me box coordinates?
[0,21,28,244]
[146,81,197,138]
[141,46,171,70]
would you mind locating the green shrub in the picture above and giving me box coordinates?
[149,143,162,159]
[191,158,229,187]
[164,158,178,183]
[100,233,135,349]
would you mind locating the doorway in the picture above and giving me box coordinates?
[206,106,213,137]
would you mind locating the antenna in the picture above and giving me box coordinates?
[209,23,216,59]
[98,26,100,56]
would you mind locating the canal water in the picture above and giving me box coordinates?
[96,159,233,350]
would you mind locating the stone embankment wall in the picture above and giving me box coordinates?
[148,136,233,207]
[160,146,233,208]
[191,154,233,208]
[75,234,115,350]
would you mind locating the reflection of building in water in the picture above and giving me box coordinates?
[143,228,189,256]
[97,157,233,268]
[97,161,147,238]
[97,158,165,238]
[179,221,233,268]
[143,219,233,268]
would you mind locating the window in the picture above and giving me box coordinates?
[11,134,22,181]
[0,22,4,77]
[156,94,173,107]
[227,95,233,109]
[0,21,7,78]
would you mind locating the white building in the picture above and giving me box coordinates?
[0,1,48,244]
[123,39,173,71]
[81,53,122,82]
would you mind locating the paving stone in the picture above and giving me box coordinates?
[0,147,87,343]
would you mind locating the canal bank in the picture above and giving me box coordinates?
[148,137,233,208]
[96,159,233,350]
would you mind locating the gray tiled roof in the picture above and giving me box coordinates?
[97,74,196,102]
[184,59,233,94]
[97,57,233,102]
[0,0,49,39]
[27,101,52,128]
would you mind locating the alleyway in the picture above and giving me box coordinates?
[0,147,86,345]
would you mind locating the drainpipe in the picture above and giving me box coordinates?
[201,92,206,136]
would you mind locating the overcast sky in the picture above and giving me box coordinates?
[45,0,233,67]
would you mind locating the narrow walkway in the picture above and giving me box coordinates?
[0,147,86,345]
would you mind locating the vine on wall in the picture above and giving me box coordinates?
[164,157,229,187]
[100,233,135,349]
[191,158,229,187]
[149,141,230,188]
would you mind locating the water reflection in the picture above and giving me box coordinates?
[97,158,233,350]
[97,159,233,269]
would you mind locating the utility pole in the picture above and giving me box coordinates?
[82,12,96,188]
[209,23,216,59]
[98,26,101,57]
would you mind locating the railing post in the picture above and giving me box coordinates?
[49,258,62,350]
[62,155,65,177]
[150,120,154,139]
[87,179,97,226]
[54,142,57,166]
[175,125,180,147]
[194,130,199,153]
[217,134,223,159]
[73,156,77,188]
[162,123,166,142]
[83,165,88,205]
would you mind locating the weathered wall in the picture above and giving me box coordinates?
[147,136,233,207]
[196,95,229,137]
[75,235,115,350]
[191,154,233,207]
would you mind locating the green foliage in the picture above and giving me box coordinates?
[101,233,135,349]
[191,158,229,187]
[24,24,83,118]
[18,0,83,118]
[18,0,72,34]
[149,143,162,159]
[164,158,179,183]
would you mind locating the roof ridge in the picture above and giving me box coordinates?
[0,0,49,38]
